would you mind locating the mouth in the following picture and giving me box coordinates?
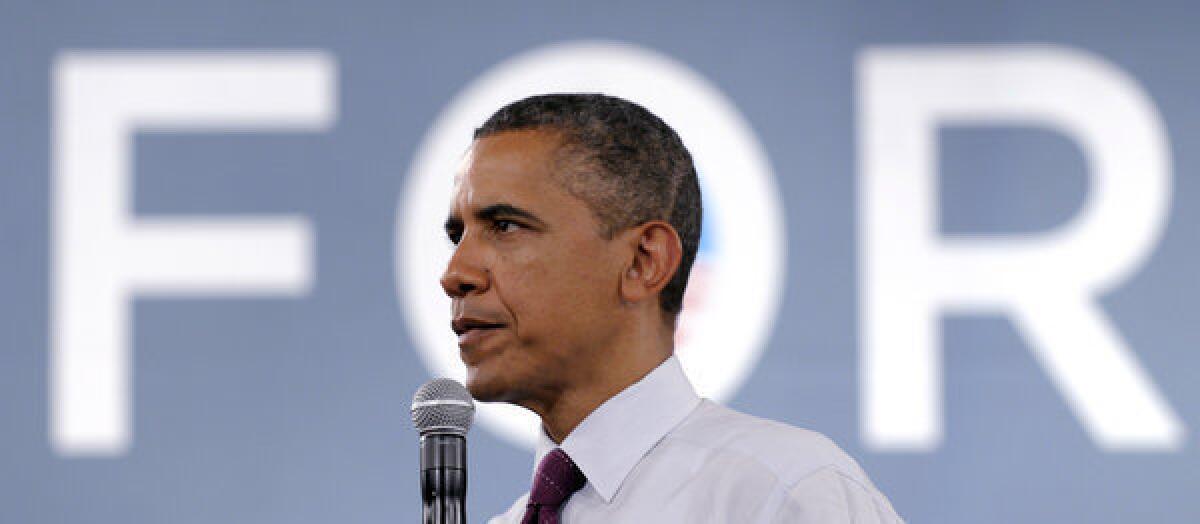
[451,317,508,350]
[451,317,507,336]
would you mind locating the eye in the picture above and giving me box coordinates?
[492,219,521,234]
[446,228,463,245]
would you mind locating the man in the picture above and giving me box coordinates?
[441,94,902,523]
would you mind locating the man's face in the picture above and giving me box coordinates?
[441,129,624,405]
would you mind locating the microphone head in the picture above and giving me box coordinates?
[411,378,475,436]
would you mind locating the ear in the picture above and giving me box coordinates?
[619,221,683,306]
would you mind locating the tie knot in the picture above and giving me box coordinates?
[529,448,587,507]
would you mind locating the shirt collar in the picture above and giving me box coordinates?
[533,355,702,503]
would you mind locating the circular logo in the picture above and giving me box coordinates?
[397,41,786,448]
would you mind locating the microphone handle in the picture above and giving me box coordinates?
[420,434,467,524]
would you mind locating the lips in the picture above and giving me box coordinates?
[451,316,507,350]
[451,317,506,336]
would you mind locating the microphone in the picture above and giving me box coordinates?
[411,378,475,524]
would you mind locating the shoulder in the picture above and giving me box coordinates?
[664,401,903,522]
[666,400,870,486]
[487,401,902,523]
[774,466,904,523]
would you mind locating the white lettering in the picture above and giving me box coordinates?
[51,52,336,455]
[858,46,1184,451]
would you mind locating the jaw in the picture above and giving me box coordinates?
[463,348,569,418]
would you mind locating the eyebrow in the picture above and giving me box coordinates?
[476,203,544,226]
[444,202,546,235]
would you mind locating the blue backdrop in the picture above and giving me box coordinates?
[2,1,1198,522]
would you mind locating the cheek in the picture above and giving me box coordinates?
[495,244,616,338]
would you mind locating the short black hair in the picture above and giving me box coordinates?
[474,93,702,317]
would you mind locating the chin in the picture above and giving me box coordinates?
[464,365,508,402]
[465,364,538,408]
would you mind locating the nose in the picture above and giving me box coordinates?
[440,238,489,298]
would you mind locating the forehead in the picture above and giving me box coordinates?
[451,130,570,210]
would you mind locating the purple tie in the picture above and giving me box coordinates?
[521,448,587,524]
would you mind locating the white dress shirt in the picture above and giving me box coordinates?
[488,356,904,523]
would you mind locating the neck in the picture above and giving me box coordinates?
[534,316,674,443]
